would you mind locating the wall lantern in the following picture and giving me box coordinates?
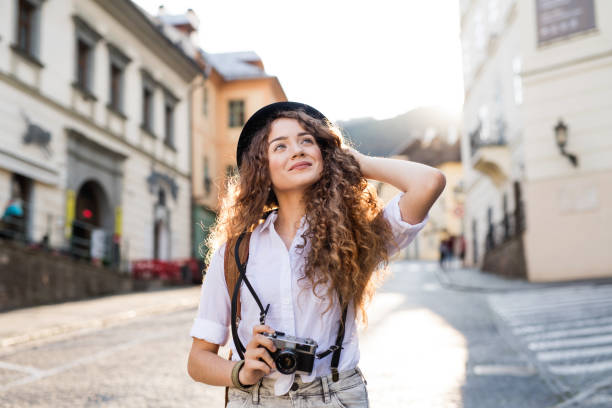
[554,119,578,167]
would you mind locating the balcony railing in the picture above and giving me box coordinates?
[469,118,507,157]
[0,195,119,268]
[69,218,117,266]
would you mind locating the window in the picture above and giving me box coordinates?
[109,64,121,110]
[164,103,174,147]
[107,43,130,115]
[229,100,245,127]
[73,16,101,97]
[512,56,523,106]
[76,39,92,91]
[473,9,486,65]
[502,193,509,239]
[486,206,494,250]
[13,0,45,64]
[16,0,36,56]
[478,105,490,141]
[163,90,178,148]
[142,88,153,132]
[141,70,156,134]
[225,165,237,177]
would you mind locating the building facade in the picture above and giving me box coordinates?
[459,0,611,281]
[0,0,199,269]
[155,9,288,261]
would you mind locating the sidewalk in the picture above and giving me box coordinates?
[430,259,612,408]
[0,285,201,351]
[433,258,612,292]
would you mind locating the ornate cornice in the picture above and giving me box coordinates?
[91,0,200,82]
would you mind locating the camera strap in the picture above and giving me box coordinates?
[230,231,270,359]
[315,300,348,382]
[228,224,348,381]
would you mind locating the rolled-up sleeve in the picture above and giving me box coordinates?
[383,193,429,257]
[189,244,231,345]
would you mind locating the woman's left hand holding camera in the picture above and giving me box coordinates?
[238,325,278,386]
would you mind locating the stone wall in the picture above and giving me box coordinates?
[0,240,133,311]
[482,235,527,279]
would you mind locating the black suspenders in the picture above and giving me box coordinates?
[229,231,348,381]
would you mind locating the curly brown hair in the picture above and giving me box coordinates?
[207,110,395,323]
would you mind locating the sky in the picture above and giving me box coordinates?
[133,0,465,122]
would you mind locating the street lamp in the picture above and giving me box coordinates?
[554,119,578,167]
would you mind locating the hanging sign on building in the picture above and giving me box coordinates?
[65,190,75,239]
[536,0,596,45]
[114,206,122,238]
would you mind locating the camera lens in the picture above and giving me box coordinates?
[275,349,298,374]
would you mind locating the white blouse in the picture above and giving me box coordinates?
[190,193,428,395]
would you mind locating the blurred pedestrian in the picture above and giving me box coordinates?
[439,233,453,269]
[439,238,447,268]
[459,235,466,263]
[2,197,24,218]
[187,102,444,407]
[1,185,24,239]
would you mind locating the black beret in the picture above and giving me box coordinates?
[236,101,329,169]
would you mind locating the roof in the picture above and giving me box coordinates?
[200,50,272,81]
[396,136,461,167]
[158,14,190,26]
[156,8,199,32]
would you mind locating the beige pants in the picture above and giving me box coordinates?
[227,367,369,408]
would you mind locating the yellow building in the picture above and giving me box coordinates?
[191,51,287,259]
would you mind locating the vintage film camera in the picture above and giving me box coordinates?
[262,331,318,375]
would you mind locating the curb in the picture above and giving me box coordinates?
[0,297,199,350]
[434,265,612,294]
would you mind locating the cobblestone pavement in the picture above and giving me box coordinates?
[488,284,612,407]
[377,261,559,408]
[0,309,226,407]
[2,260,609,407]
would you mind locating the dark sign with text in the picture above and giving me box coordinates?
[536,0,596,44]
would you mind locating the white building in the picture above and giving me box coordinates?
[459,0,612,281]
[0,0,200,268]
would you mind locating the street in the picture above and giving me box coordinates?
[1,261,611,407]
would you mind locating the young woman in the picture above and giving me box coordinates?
[188,102,445,407]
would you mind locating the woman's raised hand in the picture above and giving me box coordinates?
[238,325,278,386]
[344,146,371,178]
